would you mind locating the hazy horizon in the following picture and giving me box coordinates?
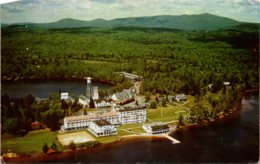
[1,0,259,24]
[1,12,252,25]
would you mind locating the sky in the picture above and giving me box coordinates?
[1,0,259,24]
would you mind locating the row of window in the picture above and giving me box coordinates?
[120,110,145,115]
[152,130,170,135]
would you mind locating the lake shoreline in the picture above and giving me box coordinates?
[3,135,165,163]
[173,89,259,133]
[3,103,243,163]
[173,106,241,133]
[1,76,116,85]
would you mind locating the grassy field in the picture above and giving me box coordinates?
[146,96,193,123]
[1,129,63,154]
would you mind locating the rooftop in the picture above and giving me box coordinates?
[95,98,113,103]
[94,119,111,126]
[145,122,170,131]
[175,94,187,99]
[79,95,89,101]
[113,89,132,101]
[64,111,118,122]
[117,105,146,112]
[151,124,169,131]
[120,72,139,79]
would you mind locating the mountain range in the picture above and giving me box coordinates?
[3,13,246,30]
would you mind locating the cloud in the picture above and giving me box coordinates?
[1,3,25,13]
[18,0,38,5]
[91,0,120,4]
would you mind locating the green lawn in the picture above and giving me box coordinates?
[147,102,190,123]
[86,123,146,144]
[1,129,62,154]
[117,123,143,130]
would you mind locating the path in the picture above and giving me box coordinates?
[118,129,140,134]
[173,101,191,114]
[173,100,189,107]
[165,120,178,124]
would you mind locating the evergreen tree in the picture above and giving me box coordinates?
[83,109,87,115]
[135,100,139,106]
[51,142,58,151]
[162,99,167,107]
[150,101,157,109]
[155,96,159,103]
[68,141,76,150]
[177,114,184,128]
[145,93,151,102]
[42,143,49,153]
[4,118,18,134]
[89,97,95,108]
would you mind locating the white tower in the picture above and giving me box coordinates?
[86,77,93,99]
[93,86,99,100]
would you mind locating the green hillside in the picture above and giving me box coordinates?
[110,13,241,30]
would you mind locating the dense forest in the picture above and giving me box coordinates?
[2,24,259,95]
[1,23,259,134]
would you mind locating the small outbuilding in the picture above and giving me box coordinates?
[46,148,56,154]
[175,94,187,102]
[78,95,90,107]
[142,122,170,135]
[31,121,43,130]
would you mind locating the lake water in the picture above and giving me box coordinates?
[1,80,112,98]
[10,92,259,163]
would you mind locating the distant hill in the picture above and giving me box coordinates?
[3,13,244,30]
[110,13,241,30]
[34,18,110,28]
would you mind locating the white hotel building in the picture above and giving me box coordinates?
[61,111,119,131]
[61,105,146,131]
[112,105,146,124]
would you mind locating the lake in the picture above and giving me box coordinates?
[1,80,112,98]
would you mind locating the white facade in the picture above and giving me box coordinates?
[118,109,146,124]
[61,105,147,131]
[94,100,112,108]
[78,95,89,107]
[111,94,119,101]
[60,92,69,100]
[175,94,187,102]
[93,86,99,100]
[113,105,146,124]
[88,120,117,137]
[62,111,119,131]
